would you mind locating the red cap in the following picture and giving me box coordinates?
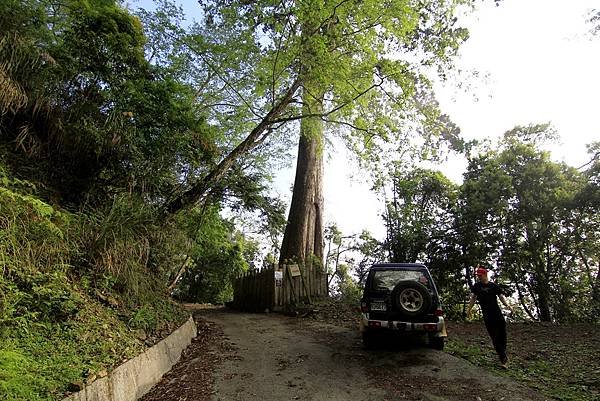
[475,267,488,276]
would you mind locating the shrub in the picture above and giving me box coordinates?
[0,173,187,400]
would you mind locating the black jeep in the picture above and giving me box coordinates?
[360,263,447,350]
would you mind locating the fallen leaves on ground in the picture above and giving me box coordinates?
[139,315,235,401]
[446,321,600,401]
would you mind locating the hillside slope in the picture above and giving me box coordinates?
[0,177,187,401]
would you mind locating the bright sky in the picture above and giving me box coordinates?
[134,0,600,240]
[320,0,600,239]
[436,0,600,171]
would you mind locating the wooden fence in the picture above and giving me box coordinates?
[231,268,274,312]
[231,264,328,312]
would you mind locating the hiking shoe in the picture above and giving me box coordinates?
[500,357,509,369]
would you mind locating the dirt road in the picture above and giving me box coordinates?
[141,307,549,401]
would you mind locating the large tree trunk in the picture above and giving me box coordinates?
[535,270,552,322]
[279,88,324,267]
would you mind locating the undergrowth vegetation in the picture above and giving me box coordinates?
[0,0,280,398]
[0,169,189,400]
[0,150,260,401]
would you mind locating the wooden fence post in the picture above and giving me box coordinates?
[298,264,312,304]
[285,264,297,305]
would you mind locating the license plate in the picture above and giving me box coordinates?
[370,302,386,311]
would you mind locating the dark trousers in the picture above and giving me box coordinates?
[484,317,507,362]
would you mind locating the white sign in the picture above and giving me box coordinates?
[288,264,301,277]
[274,271,283,280]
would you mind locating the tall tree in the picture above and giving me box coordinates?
[458,127,590,321]
[279,6,327,266]
[571,142,600,319]
[274,0,470,266]
[159,0,471,268]
[380,167,466,316]
[382,167,457,263]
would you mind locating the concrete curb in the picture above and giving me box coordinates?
[62,316,197,401]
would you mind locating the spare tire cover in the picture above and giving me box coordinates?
[391,280,432,317]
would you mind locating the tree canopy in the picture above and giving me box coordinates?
[376,127,600,322]
[153,0,472,216]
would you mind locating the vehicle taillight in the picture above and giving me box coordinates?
[360,301,369,313]
[368,321,381,328]
[435,308,443,316]
[424,324,438,331]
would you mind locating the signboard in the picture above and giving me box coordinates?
[274,270,283,287]
[288,264,301,277]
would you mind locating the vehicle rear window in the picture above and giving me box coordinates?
[370,270,431,291]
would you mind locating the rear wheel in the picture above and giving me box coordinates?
[429,335,444,351]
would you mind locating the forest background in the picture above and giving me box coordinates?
[0,0,598,400]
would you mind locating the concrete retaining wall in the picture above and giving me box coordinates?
[62,316,197,401]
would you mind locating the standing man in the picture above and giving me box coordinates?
[467,266,512,368]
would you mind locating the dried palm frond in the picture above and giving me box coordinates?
[0,32,54,116]
[0,66,28,116]
[14,124,42,156]
[0,32,64,156]
[0,33,37,118]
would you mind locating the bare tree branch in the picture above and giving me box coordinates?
[165,77,302,214]
[577,151,599,170]
[270,78,384,124]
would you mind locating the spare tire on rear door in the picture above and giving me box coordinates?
[391,280,432,317]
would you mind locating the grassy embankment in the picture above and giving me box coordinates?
[0,172,187,401]
[445,321,599,401]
